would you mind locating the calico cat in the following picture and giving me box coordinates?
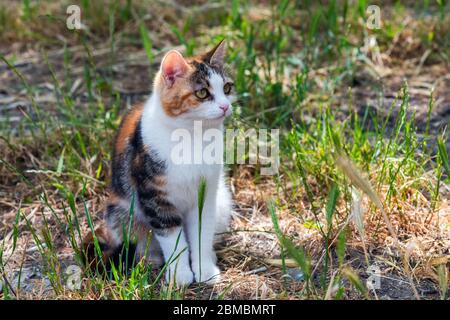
[82,40,234,286]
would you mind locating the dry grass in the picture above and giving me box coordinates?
[0,0,449,300]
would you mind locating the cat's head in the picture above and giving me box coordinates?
[154,40,235,124]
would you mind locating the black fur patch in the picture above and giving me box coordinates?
[108,110,183,239]
[105,203,130,234]
[126,120,182,233]
[189,60,225,85]
[111,152,132,197]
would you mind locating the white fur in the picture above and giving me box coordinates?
[140,70,234,286]
[155,226,194,286]
[179,72,233,122]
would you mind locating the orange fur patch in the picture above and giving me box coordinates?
[156,69,202,117]
[108,192,121,205]
[134,220,151,242]
[115,103,144,154]
[81,226,112,272]
[153,175,166,188]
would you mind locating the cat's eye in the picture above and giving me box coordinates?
[223,82,233,94]
[195,88,210,99]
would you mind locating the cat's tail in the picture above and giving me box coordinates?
[81,226,137,274]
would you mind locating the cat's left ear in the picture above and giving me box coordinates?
[202,40,226,67]
[160,50,189,87]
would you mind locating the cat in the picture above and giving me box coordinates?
[82,40,234,286]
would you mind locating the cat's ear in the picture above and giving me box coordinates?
[202,40,226,67]
[160,50,189,87]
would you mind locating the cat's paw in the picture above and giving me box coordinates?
[165,266,194,287]
[193,262,221,284]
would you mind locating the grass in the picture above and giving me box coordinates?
[0,0,449,300]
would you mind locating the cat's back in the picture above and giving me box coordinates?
[110,103,145,197]
[115,103,145,155]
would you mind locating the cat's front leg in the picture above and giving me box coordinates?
[154,227,194,286]
[186,189,220,284]
[136,193,193,286]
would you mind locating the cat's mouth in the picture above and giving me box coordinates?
[214,110,232,120]
[213,113,230,121]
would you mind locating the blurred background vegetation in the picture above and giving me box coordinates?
[0,0,448,300]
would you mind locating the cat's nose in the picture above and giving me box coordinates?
[219,104,229,113]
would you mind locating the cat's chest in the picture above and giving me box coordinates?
[149,130,222,183]
[141,121,222,210]
[164,162,220,211]
[167,161,220,182]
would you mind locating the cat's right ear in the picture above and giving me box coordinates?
[160,50,189,87]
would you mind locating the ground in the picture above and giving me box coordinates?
[0,1,449,300]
